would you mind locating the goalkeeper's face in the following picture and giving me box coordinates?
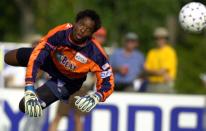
[72,17,95,42]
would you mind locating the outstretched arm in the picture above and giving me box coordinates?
[24,23,72,117]
[75,55,114,113]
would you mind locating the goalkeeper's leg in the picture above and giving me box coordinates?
[4,48,33,67]
[19,83,59,113]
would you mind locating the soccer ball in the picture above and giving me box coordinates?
[179,2,206,33]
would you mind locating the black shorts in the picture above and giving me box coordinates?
[16,48,86,101]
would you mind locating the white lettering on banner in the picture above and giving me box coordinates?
[101,69,112,78]
[75,52,87,64]
[0,89,206,131]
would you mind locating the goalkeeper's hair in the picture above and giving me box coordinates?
[76,9,101,32]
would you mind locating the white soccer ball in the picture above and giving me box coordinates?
[179,2,206,32]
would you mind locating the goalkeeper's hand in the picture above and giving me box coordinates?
[24,85,42,117]
[74,92,101,113]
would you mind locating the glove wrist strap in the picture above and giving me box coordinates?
[95,92,102,102]
[25,85,35,92]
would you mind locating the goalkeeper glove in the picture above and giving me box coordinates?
[24,85,42,117]
[74,92,101,112]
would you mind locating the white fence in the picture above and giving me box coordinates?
[0,89,206,131]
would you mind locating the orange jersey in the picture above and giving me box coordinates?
[25,23,114,101]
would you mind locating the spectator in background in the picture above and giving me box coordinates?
[93,26,114,56]
[93,27,107,45]
[49,27,107,131]
[110,32,144,91]
[144,27,177,93]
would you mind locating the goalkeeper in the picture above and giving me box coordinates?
[4,9,114,117]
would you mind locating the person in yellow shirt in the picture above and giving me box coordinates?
[145,27,177,93]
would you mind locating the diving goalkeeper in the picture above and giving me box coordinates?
[4,9,114,117]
